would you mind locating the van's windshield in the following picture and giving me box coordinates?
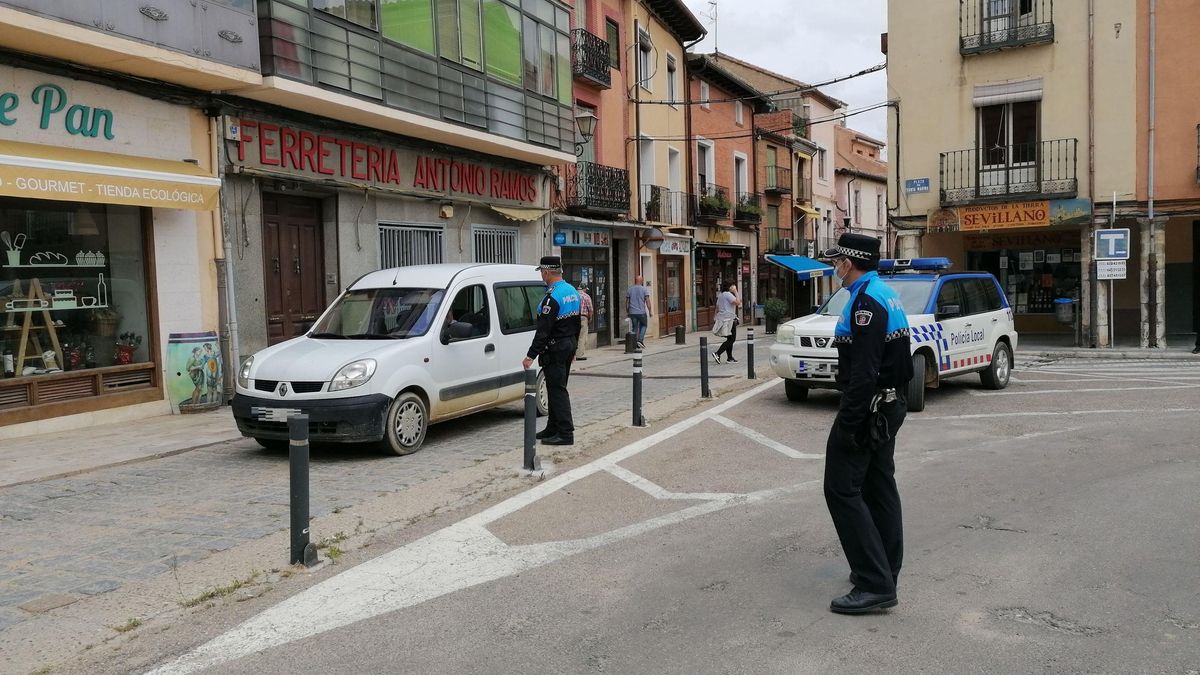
[309,288,445,339]
[817,280,935,317]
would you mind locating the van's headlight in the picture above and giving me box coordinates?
[330,359,377,392]
[238,356,253,389]
[776,324,795,344]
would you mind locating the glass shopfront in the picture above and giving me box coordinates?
[695,245,748,329]
[964,230,1082,316]
[559,227,611,347]
[1,198,155,407]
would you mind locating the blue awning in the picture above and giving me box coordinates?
[766,254,834,279]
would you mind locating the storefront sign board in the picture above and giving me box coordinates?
[964,230,1079,251]
[555,225,610,248]
[659,237,690,255]
[226,116,543,207]
[939,198,1092,233]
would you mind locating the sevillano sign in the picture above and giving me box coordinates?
[226,116,542,206]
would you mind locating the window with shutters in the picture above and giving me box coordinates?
[472,225,520,263]
[379,224,445,267]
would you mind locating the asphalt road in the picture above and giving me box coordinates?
[71,358,1200,673]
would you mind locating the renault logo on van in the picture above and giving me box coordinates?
[278,382,289,397]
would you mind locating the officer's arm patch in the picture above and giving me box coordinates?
[542,304,552,315]
[854,310,873,326]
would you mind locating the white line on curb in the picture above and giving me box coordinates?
[712,415,824,459]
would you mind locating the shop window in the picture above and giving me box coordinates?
[472,225,519,263]
[1,200,152,391]
[483,0,522,84]
[382,0,436,53]
[379,224,444,267]
[495,284,544,333]
[315,0,379,29]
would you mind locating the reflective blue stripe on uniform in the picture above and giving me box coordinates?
[834,271,910,340]
[547,280,581,319]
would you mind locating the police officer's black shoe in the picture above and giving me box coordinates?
[829,589,898,615]
[535,428,556,440]
[541,436,574,446]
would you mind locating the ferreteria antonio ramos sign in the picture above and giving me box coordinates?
[225,116,542,206]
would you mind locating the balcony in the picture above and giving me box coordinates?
[765,166,792,195]
[734,193,763,226]
[795,176,812,203]
[571,29,612,89]
[939,138,1078,206]
[792,114,810,140]
[563,162,630,216]
[766,227,795,252]
[960,0,1054,55]
[640,185,689,227]
[693,184,732,223]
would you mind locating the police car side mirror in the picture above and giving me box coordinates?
[937,304,961,319]
[811,304,820,314]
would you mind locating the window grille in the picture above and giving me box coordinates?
[472,225,520,263]
[379,224,444,268]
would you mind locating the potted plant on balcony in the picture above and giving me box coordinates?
[763,297,788,334]
[735,200,763,222]
[698,192,731,219]
[645,188,662,222]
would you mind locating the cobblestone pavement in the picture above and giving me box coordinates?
[0,339,769,633]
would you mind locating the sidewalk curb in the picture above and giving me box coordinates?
[1030,349,1199,361]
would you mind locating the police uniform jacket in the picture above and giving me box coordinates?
[527,279,582,359]
[832,271,914,432]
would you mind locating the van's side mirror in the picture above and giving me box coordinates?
[811,304,820,314]
[937,304,961,319]
[446,320,475,342]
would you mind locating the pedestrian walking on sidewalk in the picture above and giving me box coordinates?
[577,285,593,360]
[819,233,914,615]
[523,256,581,446]
[711,282,741,364]
[627,275,652,349]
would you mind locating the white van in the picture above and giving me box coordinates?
[232,264,551,455]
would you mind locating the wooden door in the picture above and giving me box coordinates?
[657,256,685,336]
[263,195,325,345]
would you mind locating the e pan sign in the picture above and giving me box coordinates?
[1096,259,1127,280]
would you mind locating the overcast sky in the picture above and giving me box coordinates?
[681,0,889,145]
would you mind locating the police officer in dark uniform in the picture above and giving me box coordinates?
[819,233,914,615]
[523,256,582,446]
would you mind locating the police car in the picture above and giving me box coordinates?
[769,258,1018,411]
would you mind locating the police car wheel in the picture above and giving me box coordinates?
[254,437,288,452]
[784,379,810,402]
[907,352,927,413]
[980,342,1012,390]
[535,370,549,417]
[380,391,428,456]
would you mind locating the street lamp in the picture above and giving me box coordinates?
[574,109,598,157]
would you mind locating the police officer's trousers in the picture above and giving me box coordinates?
[823,398,906,595]
[539,346,576,439]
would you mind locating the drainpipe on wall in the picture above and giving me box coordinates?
[1145,0,1161,348]
[1085,0,1097,348]
[211,114,241,398]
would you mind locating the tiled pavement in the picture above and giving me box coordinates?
[0,337,771,632]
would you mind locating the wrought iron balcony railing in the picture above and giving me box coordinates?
[693,184,732,222]
[939,138,1078,206]
[766,227,795,251]
[564,161,630,215]
[640,185,689,227]
[571,29,612,89]
[734,193,763,225]
[795,176,812,202]
[765,166,792,194]
[961,0,1054,54]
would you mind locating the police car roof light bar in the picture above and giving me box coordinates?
[878,257,953,273]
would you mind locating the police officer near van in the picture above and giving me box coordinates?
[819,233,914,615]
[523,256,582,446]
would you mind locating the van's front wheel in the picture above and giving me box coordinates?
[536,370,549,417]
[380,392,428,455]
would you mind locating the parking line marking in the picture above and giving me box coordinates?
[605,464,740,502]
[145,379,786,675]
[912,407,1200,421]
[972,384,1200,397]
[712,415,824,459]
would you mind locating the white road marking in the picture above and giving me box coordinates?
[145,379,787,675]
[711,415,824,459]
[605,464,740,502]
[913,426,1082,462]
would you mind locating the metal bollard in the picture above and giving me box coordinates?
[746,327,756,380]
[699,336,712,399]
[675,325,685,345]
[624,331,637,354]
[632,348,645,426]
[289,415,317,567]
[523,368,540,471]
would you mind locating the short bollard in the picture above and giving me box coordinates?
[746,328,756,380]
[675,325,686,345]
[699,336,712,399]
[624,331,637,354]
[523,369,540,471]
[288,415,317,567]
[632,349,645,427]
